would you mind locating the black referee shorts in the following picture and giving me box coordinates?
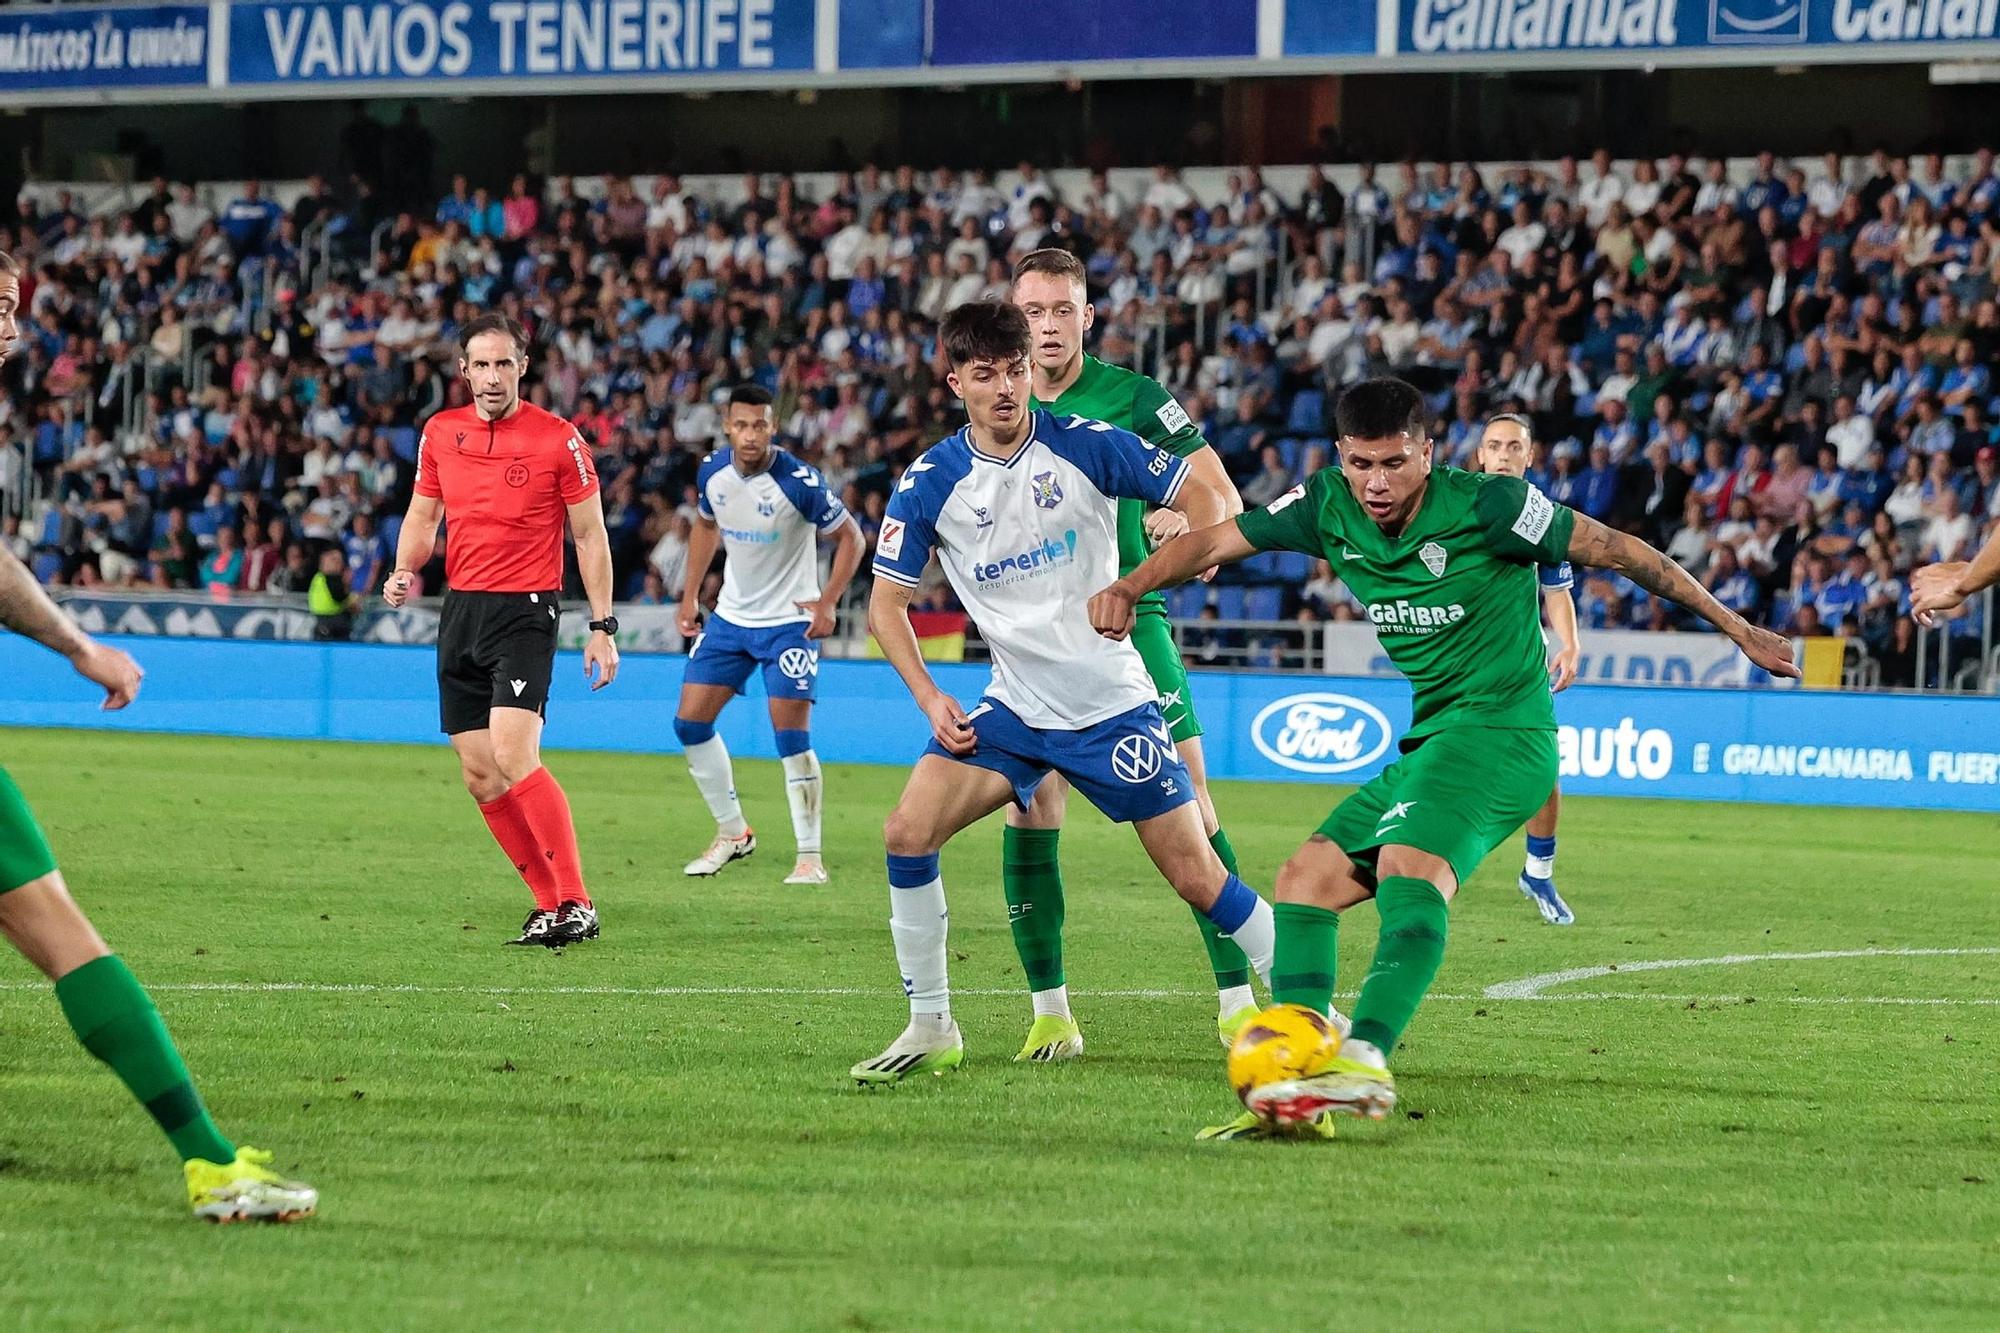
[436,589,561,735]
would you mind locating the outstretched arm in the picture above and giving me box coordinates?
[0,553,143,709]
[1566,513,1800,678]
[1088,520,1257,641]
[1910,523,2000,625]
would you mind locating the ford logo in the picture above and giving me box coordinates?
[1251,693,1395,775]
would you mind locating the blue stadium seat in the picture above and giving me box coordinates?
[1272,551,1313,582]
[1286,389,1325,436]
[387,427,419,461]
[1276,437,1304,476]
[31,552,61,582]
[1244,587,1284,621]
[1167,583,1205,618]
[1213,586,1246,620]
[1240,551,1279,580]
[381,514,403,550]
[216,468,238,490]
[152,512,172,542]
[136,467,158,492]
[37,510,61,548]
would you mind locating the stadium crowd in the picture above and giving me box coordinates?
[5,147,2000,683]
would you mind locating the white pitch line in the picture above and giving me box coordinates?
[1484,947,2000,1001]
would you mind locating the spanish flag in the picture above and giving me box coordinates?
[869,609,967,663]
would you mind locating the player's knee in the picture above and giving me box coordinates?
[673,716,715,748]
[881,806,939,858]
[1275,840,1365,911]
[1375,846,1458,900]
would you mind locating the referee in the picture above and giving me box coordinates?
[384,312,620,948]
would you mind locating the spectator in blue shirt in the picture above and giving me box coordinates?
[1939,340,1990,418]
[1576,441,1621,518]
[219,180,284,258]
[1704,546,1761,620]
[343,513,389,594]
[436,175,474,228]
[1815,550,1871,630]
[1740,151,1789,217]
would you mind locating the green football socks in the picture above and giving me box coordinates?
[1002,826,1066,992]
[56,955,236,1165]
[1191,828,1253,989]
[1349,877,1451,1057]
[1270,902,1341,1013]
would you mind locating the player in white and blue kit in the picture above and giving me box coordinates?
[850,302,1277,1082]
[1479,414,1579,925]
[675,385,864,886]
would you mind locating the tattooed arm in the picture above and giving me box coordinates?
[1566,513,1801,679]
[0,554,144,709]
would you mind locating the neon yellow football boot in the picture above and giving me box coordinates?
[1195,1110,1338,1142]
[185,1147,318,1223]
[1246,1040,1397,1125]
[1014,1014,1084,1063]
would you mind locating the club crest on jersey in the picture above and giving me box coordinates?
[757,497,779,518]
[1030,470,1064,510]
[1419,541,1448,578]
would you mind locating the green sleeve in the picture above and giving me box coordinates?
[1130,377,1209,459]
[1473,474,1577,565]
[1235,473,1329,557]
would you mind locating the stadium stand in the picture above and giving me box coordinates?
[5,150,1998,686]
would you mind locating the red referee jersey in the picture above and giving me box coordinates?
[416,400,600,592]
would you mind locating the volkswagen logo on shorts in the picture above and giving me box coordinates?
[1250,692,1395,775]
[778,647,818,680]
[1111,734,1162,784]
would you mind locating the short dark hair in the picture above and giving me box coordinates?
[459,312,528,357]
[1334,377,1426,442]
[727,383,774,409]
[1012,248,1086,290]
[1484,412,1534,440]
[941,300,1031,368]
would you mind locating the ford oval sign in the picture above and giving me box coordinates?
[1251,693,1395,775]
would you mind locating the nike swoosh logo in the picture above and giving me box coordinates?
[1342,551,1366,561]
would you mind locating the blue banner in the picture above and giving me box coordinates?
[837,0,923,69]
[1283,0,1386,56]
[928,0,1257,65]
[0,3,209,93]
[228,0,815,86]
[1397,0,2000,57]
[2,636,1996,812]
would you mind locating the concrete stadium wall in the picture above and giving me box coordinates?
[2,636,1997,812]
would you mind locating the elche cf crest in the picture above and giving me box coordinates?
[1419,541,1448,578]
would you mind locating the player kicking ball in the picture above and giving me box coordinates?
[851,301,1278,1084]
[1477,413,1579,925]
[0,251,314,1220]
[674,385,863,886]
[1093,378,1798,1135]
[1005,250,1264,1062]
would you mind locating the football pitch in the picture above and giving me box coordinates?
[0,728,1994,1331]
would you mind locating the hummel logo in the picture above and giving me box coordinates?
[510,679,527,697]
[897,460,936,492]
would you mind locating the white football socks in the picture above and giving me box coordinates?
[683,735,748,837]
[782,749,823,855]
[1031,984,1071,1020]
[1226,896,1276,985]
[889,871,951,1023]
[1217,984,1256,1018]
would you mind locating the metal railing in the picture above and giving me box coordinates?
[1914,586,1996,694]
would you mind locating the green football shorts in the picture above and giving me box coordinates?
[1320,727,1557,888]
[1132,609,1201,744]
[0,766,57,894]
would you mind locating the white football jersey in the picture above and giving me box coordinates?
[697,447,855,627]
[873,410,1190,730]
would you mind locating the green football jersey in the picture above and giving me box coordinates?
[1042,356,1209,615]
[1236,467,1577,742]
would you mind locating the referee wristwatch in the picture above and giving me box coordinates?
[588,616,620,637]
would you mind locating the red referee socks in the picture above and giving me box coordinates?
[478,785,560,911]
[509,766,591,908]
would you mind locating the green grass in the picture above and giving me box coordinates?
[0,727,1995,1331]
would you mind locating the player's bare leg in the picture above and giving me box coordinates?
[676,682,756,876]
[1002,774,1084,1060]
[1177,735,1262,1042]
[1519,785,1573,925]
[1131,801,1277,986]
[0,873,315,1221]
[1248,840,1455,1125]
[853,758,1016,1084]
[769,696,826,885]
